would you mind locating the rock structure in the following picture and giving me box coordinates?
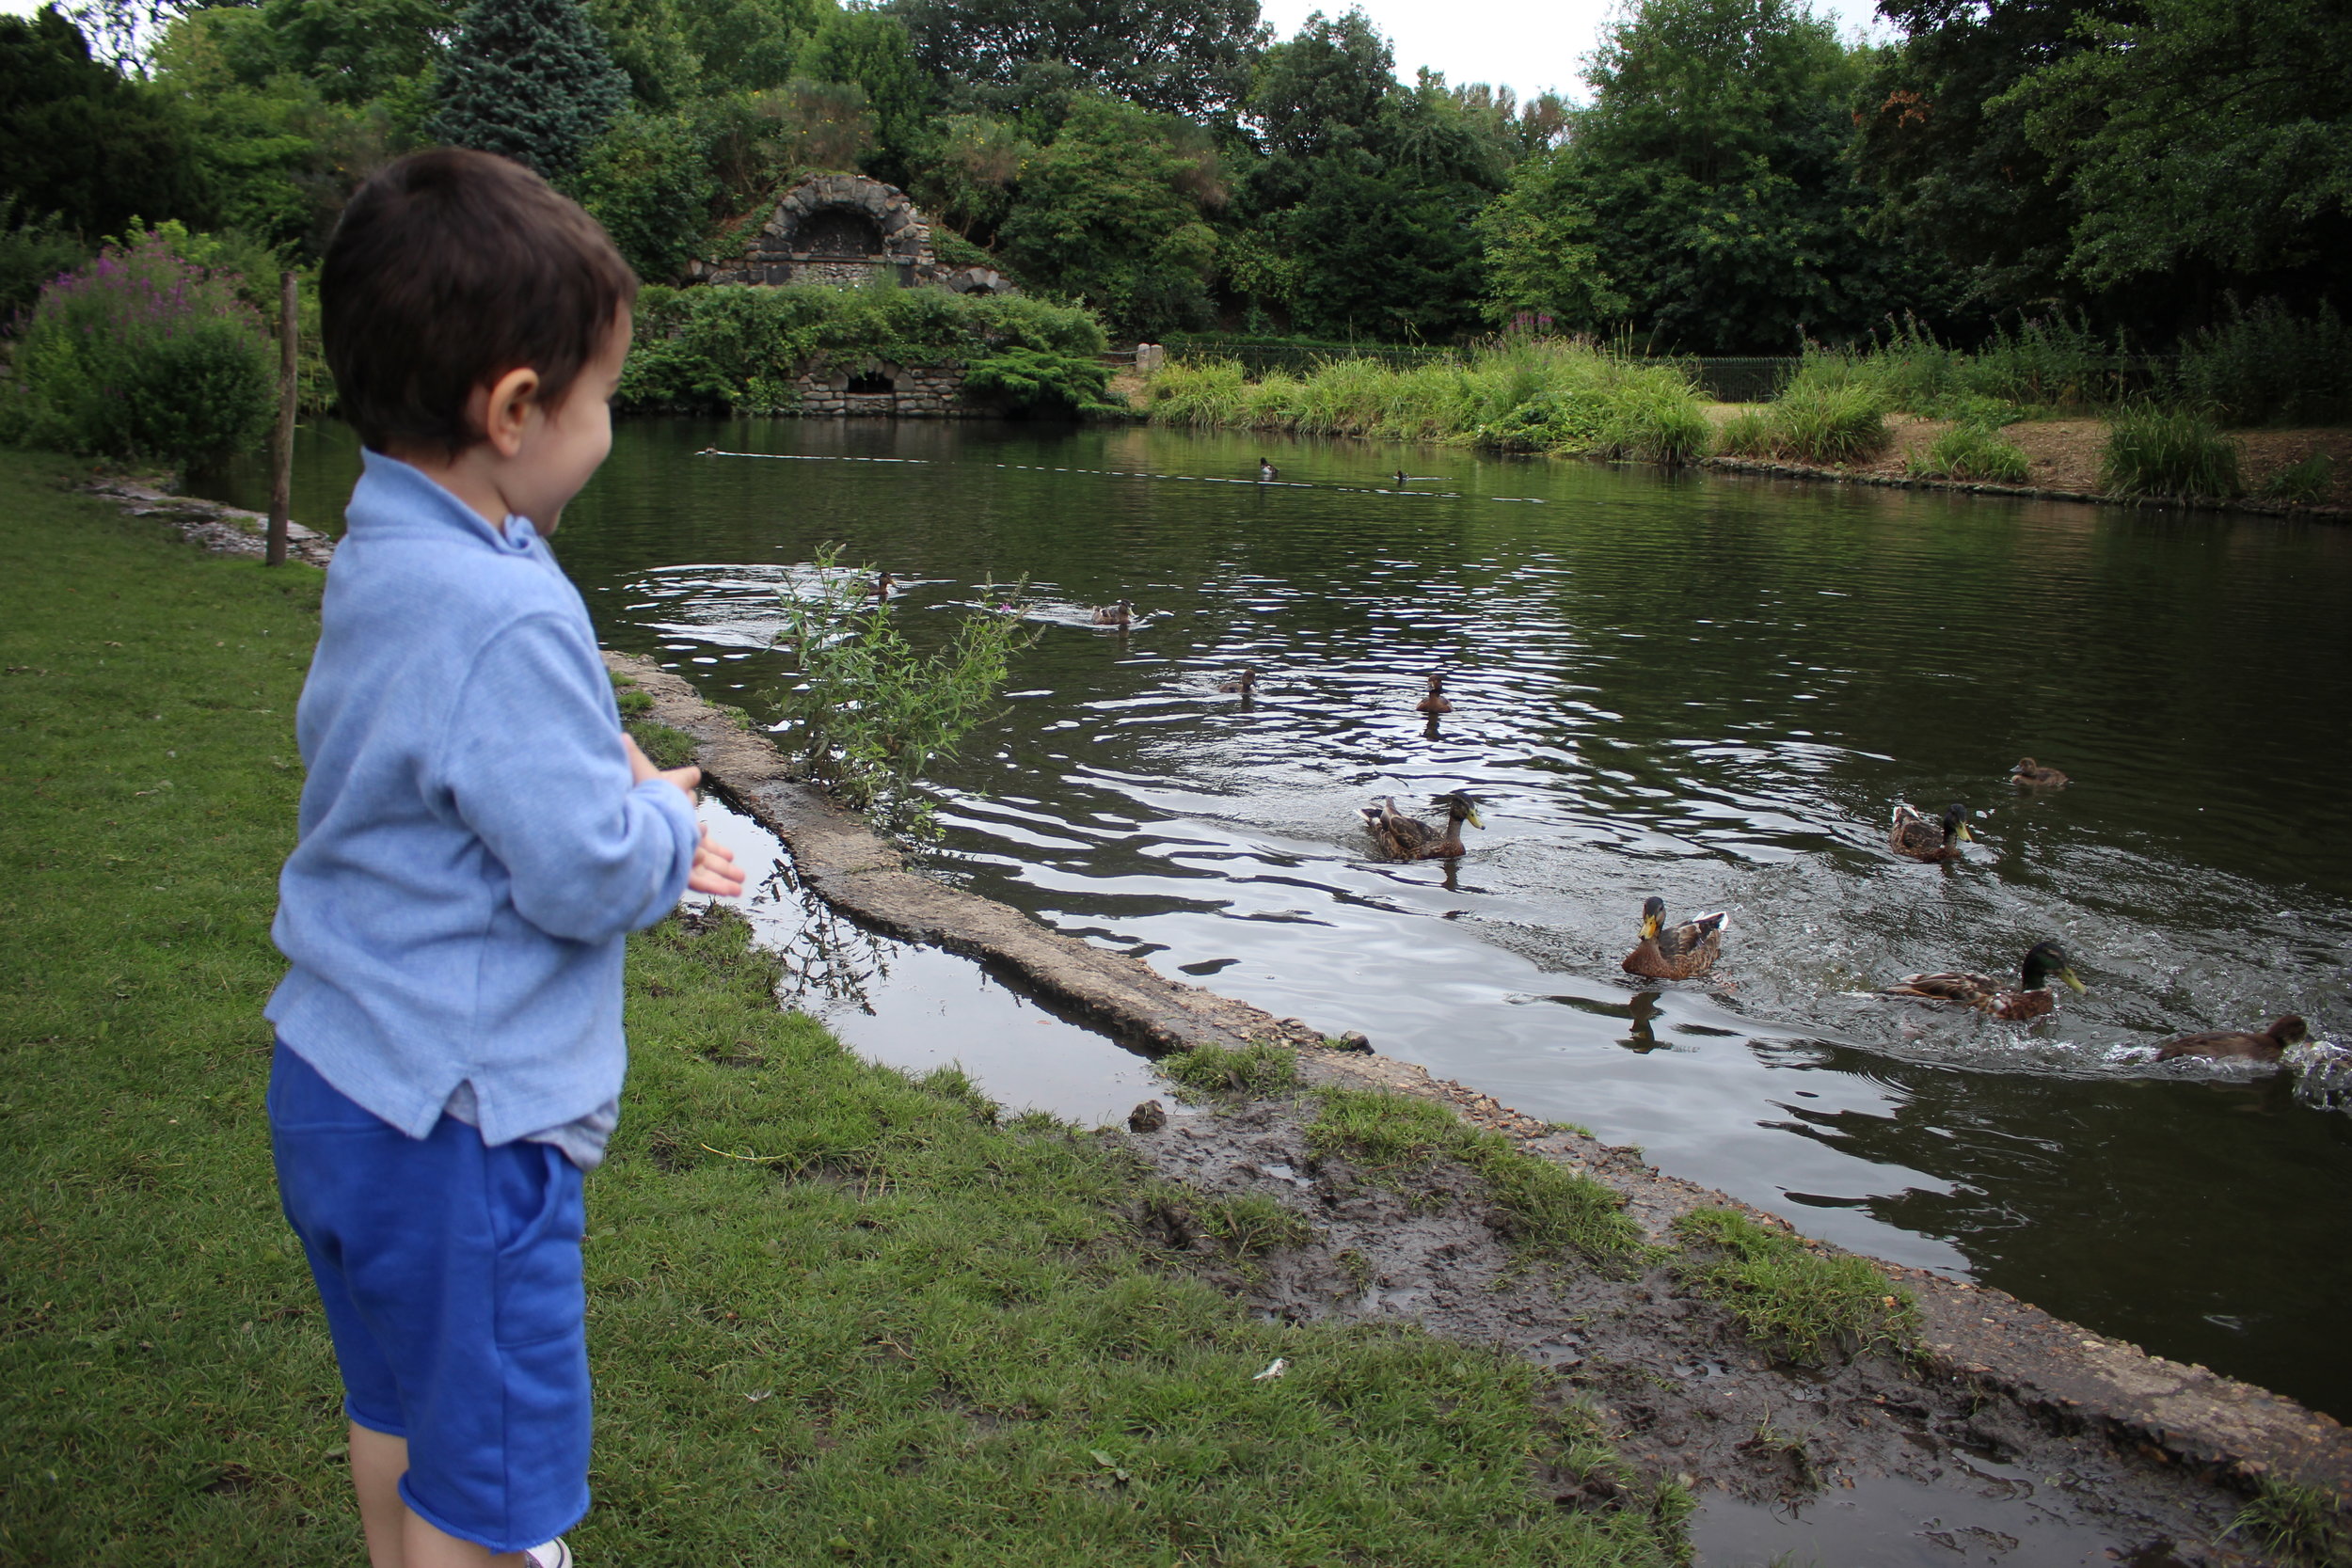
[692,174,1022,417]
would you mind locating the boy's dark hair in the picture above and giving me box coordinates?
[323,149,638,457]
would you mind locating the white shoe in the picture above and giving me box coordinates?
[521,1541,572,1568]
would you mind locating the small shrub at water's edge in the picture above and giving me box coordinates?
[1911,422,2031,484]
[2102,406,2243,499]
[2178,297,2352,427]
[2224,1477,2352,1567]
[1763,379,1889,466]
[1157,1041,1298,1101]
[1717,407,1773,456]
[2262,453,2335,506]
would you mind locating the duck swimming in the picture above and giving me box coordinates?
[871,570,896,601]
[1415,673,1453,715]
[1621,897,1726,980]
[1259,459,1279,482]
[1217,667,1257,695]
[1091,599,1133,627]
[1359,791,1484,860]
[1883,940,2086,1022]
[1395,468,1408,487]
[2010,757,2069,788]
[1890,801,1973,862]
[2154,1015,2310,1063]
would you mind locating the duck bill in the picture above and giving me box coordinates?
[1463,803,1486,830]
[1956,823,1976,842]
[1638,915,1661,940]
[2058,968,2086,994]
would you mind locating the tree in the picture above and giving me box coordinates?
[0,9,198,238]
[672,0,826,94]
[797,8,930,182]
[1479,0,1917,352]
[995,93,1221,337]
[2001,0,2352,303]
[894,0,1266,118]
[429,0,631,179]
[569,107,716,277]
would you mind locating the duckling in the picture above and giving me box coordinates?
[871,570,896,601]
[1415,673,1453,715]
[1883,940,2086,1022]
[1395,468,1408,488]
[2154,1014,2310,1063]
[1621,896,1726,980]
[1358,791,1484,860]
[1890,801,1973,862]
[1217,667,1257,695]
[1091,599,1133,627]
[2010,757,2069,788]
[1259,458,1279,482]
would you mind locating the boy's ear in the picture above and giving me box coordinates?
[473,367,544,458]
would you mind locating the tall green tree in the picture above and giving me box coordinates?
[429,0,631,179]
[1,9,197,238]
[798,8,930,182]
[894,0,1265,118]
[1480,0,1914,352]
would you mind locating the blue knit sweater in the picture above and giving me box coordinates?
[267,451,698,1147]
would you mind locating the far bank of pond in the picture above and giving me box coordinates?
[197,416,2352,1424]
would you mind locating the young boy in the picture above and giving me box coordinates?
[267,148,743,1568]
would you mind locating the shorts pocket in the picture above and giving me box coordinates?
[490,1142,585,1349]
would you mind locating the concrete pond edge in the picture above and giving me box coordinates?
[608,649,2352,1509]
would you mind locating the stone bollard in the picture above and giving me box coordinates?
[1134,342,1166,375]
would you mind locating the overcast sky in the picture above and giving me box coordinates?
[3,0,1895,103]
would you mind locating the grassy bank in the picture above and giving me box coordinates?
[0,450,1684,1566]
[1141,341,1714,465]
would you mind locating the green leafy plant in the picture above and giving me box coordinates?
[1671,1208,1918,1363]
[1156,1041,1299,1101]
[2102,405,2243,499]
[2177,296,2352,428]
[771,546,1038,841]
[1758,379,1889,465]
[1911,422,2031,483]
[1199,1192,1316,1257]
[2223,1477,2351,1567]
[3,228,274,475]
[1717,406,1774,456]
[2261,453,2335,506]
[961,345,1121,417]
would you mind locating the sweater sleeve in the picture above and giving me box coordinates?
[438,612,700,943]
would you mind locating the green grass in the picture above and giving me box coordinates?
[1910,422,2032,484]
[0,447,1682,1565]
[1142,341,1715,464]
[1306,1089,1642,1268]
[2101,406,2244,499]
[2262,453,2335,505]
[1669,1209,1919,1365]
[612,675,701,768]
[1155,1041,1300,1102]
[2224,1476,2352,1566]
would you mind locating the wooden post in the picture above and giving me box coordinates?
[266,270,297,567]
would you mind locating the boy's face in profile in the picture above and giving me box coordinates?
[510,307,632,536]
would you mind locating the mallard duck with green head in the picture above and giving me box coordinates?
[1621,896,1726,980]
[1359,791,1484,860]
[1883,940,2086,1022]
[1890,801,1973,862]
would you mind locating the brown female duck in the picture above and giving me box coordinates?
[1890,801,1974,862]
[1359,791,1484,860]
[2010,757,2069,788]
[1621,896,1726,980]
[1883,940,2086,1022]
[1217,667,1258,695]
[1091,599,1133,627]
[1416,673,1453,715]
[2154,1015,2310,1063]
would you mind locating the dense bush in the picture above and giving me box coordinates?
[1142,339,1714,463]
[0,201,90,328]
[618,280,1108,413]
[569,109,719,283]
[1791,314,2134,419]
[2102,406,2242,499]
[2,230,275,472]
[959,345,1120,417]
[2175,297,2352,427]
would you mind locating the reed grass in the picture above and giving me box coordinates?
[2102,406,2244,499]
[1142,340,1715,465]
[1910,422,2032,484]
[2261,453,2335,505]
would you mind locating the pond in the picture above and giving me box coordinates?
[205,416,2352,1423]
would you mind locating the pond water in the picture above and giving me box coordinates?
[206,417,2352,1422]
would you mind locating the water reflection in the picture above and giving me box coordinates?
[199,417,2352,1418]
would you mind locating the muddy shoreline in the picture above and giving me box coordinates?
[611,649,2350,1563]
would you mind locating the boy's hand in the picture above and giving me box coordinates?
[688,822,745,897]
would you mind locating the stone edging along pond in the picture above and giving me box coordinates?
[610,650,2352,1521]
[1696,453,2351,521]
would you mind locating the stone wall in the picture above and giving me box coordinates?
[790,358,971,418]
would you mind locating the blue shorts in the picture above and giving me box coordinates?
[268,1042,591,1553]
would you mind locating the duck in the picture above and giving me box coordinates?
[2154,1015,2310,1064]
[1395,468,1408,488]
[1359,791,1484,860]
[1415,673,1453,715]
[1890,801,1973,862]
[1259,458,1279,482]
[871,570,896,600]
[1216,667,1257,695]
[1091,599,1133,627]
[1621,896,1726,980]
[2010,757,2069,788]
[1883,940,2086,1022]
